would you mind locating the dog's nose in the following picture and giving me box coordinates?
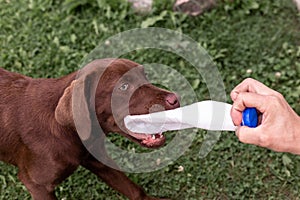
[166,93,180,108]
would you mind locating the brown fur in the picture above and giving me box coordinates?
[0,58,179,200]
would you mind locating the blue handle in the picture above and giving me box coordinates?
[241,107,258,128]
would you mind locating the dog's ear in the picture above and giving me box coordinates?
[55,80,77,127]
[55,59,116,140]
[55,72,98,140]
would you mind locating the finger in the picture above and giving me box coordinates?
[230,106,242,126]
[231,78,276,101]
[233,92,266,113]
[231,92,266,126]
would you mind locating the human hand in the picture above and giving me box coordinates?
[230,78,300,154]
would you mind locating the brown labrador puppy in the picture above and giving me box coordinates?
[0,58,180,200]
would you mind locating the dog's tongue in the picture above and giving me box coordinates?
[124,101,236,134]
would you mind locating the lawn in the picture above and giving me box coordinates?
[0,0,300,199]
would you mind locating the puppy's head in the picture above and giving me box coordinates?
[55,58,180,148]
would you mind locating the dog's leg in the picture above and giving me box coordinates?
[18,170,57,200]
[81,156,165,200]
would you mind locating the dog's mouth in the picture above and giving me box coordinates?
[125,130,166,148]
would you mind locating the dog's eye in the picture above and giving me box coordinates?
[119,83,129,91]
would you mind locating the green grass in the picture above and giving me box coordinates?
[1,0,300,199]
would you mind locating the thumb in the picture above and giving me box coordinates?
[236,126,264,146]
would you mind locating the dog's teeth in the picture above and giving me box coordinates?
[160,134,163,138]
[152,135,155,139]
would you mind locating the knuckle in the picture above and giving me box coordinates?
[267,94,284,107]
[273,91,284,100]
[243,78,255,84]
[230,90,237,98]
